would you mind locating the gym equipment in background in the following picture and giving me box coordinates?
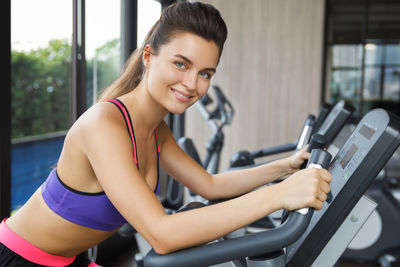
[229,100,354,168]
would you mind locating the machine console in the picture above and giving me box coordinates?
[286,109,400,266]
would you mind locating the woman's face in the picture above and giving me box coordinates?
[143,32,220,114]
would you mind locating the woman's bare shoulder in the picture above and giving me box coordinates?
[73,101,123,130]
[82,101,122,123]
[64,101,126,147]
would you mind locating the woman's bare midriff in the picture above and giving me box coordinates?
[5,188,119,257]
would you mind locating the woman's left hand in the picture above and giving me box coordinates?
[287,146,311,173]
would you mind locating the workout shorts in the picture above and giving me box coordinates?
[0,219,98,267]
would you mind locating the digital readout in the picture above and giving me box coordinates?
[359,124,376,140]
[340,144,359,170]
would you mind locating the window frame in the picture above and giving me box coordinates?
[1,0,11,220]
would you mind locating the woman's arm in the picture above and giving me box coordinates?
[81,108,330,255]
[209,154,305,199]
[158,121,310,200]
[211,147,311,199]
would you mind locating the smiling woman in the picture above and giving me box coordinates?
[1,1,332,266]
[143,32,219,114]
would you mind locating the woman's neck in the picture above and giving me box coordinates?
[120,81,168,140]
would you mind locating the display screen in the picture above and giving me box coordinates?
[359,124,376,140]
[340,144,359,169]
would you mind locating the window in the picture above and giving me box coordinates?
[330,45,363,101]
[11,0,73,211]
[324,0,400,117]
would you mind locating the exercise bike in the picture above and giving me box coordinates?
[144,108,400,267]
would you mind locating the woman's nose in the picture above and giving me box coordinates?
[182,71,197,91]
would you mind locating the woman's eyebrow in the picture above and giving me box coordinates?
[173,54,216,72]
[174,54,193,65]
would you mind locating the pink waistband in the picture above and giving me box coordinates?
[0,219,76,266]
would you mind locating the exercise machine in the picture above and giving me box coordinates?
[144,108,400,267]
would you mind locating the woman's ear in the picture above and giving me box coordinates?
[142,45,153,68]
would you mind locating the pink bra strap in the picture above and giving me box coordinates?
[154,131,160,153]
[108,99,138,165]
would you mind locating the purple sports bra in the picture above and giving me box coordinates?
[41,98,160,231]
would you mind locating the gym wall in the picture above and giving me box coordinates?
[185,0,325,170]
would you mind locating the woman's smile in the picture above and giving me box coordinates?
[170,88,194,103]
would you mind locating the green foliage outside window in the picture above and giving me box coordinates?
[11,39,72,139]
[11,38,120,139]
[86,38,121,107]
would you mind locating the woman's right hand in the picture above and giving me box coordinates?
[275,168,332,211]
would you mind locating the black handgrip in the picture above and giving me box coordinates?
[306,149,332,169]
[281,149,332,223]
[306,149,333,204]
[307,134,327,152]
[300,134,327,169]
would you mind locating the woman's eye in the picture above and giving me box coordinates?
[199,72,211,79]
[175,62,186,69]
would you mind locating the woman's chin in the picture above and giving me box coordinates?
[168,108,186,115]
[167,102,195,115]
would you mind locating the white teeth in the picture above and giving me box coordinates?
[173,89,190,99]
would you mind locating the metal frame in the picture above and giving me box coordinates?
[1,0,11,220]
[320,0,329,106]
[72,0,87,122]
[121,0,138,66]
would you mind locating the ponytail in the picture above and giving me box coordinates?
[97,48,144,102]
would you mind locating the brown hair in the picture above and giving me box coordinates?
[98,1,227,102]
